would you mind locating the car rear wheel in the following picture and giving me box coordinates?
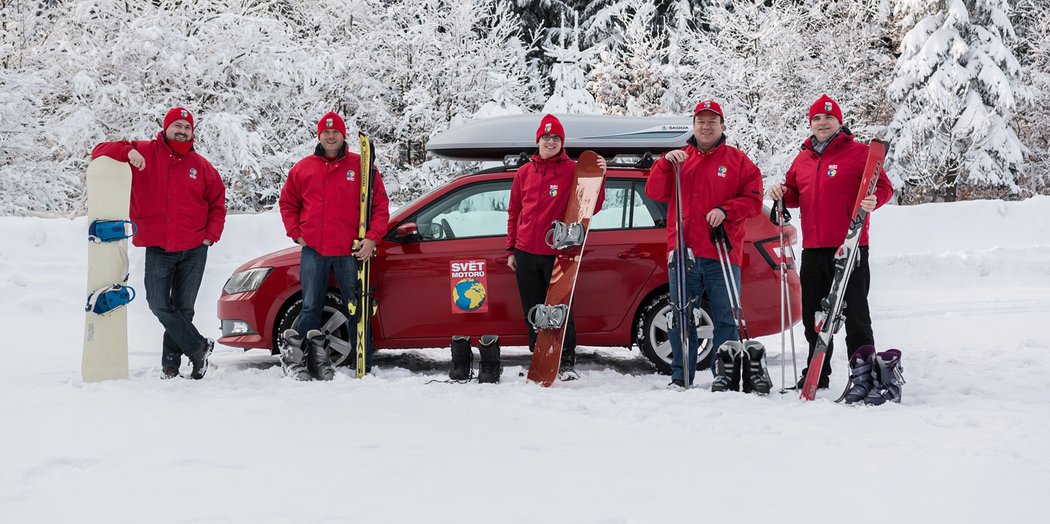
[275,292,358,367]
[636,293,715,375]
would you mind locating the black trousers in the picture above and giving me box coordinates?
[800,247,875,379]
[513,249,576,362]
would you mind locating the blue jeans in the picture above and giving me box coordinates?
[667,256,741,383]
[298,246,370,364]
[144,244,209,367]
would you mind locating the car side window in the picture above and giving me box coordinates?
[414,181,512,241]
[591,179,663,230]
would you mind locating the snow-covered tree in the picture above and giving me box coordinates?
[364,0,534,198]
[686,0,895,183]
[587,0,671,116]
[1012,0,1050,195]
[888,0,1027,202]
[541,14,598,114]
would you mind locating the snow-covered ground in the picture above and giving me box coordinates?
[2,197,1049,523]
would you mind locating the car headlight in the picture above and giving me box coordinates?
[223,267,273,294]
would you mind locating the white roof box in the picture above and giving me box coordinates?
[427,113,692,160]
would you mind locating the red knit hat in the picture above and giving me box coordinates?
[535,114,565,143]
[317,112,347,138]
[163,107,194,131]
[693,100,724,120]
[808,94,843,124]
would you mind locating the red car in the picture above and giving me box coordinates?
[218,156,801,375]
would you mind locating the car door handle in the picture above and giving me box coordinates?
[617,251,645,259]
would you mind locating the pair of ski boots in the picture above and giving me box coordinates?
[280,329,336,381]
[449,335,502,383]
[711,340,773,395]
[843,345,905,405]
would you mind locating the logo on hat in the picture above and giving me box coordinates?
[544,123,552,133]
[824,102,833,112]
[704,101,712,109]
[180,109,188,118]
[827,164,838,178]
[347,170,356,182]
[717,165,727,178]
[549,184,558,197]
[188,168,198,180]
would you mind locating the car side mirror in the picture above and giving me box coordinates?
[396,222,419,239]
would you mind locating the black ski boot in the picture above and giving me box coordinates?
[280,329,312,381]
[711,341,742,392]
[477,335,502,384]
[449,336,473,381]
[843,345,877,404]
[865,349,904,405]
[742,341,772,395]
[305,330,335,381]
[190,339,214,380]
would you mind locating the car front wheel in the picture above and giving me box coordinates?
[275,292,358,367]
[636,293,715,375]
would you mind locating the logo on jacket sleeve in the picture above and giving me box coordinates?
[717,165,727,178]
[188,168,198,180]
[827,164,838,178]
[549,184,558,197]
[347,169,356,182]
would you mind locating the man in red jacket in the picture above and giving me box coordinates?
[646,100,763,390]
[768,94,893,389]
[506,114,606,380]
[92,107,227,380]
[279,112,389,380]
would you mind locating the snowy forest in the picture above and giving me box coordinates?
[1,0,1048,215]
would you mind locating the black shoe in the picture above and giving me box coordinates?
[161,366,179,379]
[797,368,830,390]
[477,335,502,384]
[190,339,213,380]
[306,330,335,381]
[558,362,579,381]
[449,336,473,381]
[668,379,686,389]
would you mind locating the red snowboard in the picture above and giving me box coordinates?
[526,151,606,387]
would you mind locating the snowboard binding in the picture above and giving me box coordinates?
[545,220,585,250]
[88,219,137,243]
[527,304,569,330]
[85,283,136,315]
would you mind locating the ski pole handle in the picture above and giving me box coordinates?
[769,200,791,225]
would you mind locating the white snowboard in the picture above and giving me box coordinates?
[82,156,133,383]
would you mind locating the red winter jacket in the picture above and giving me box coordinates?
[781,131,893,249]
[91,134,226,252]
[506,150,606,256]
[646,136,763,266]
[279,144,390,257]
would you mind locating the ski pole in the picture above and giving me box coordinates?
[771,200,798,392]
[711,225,748,341]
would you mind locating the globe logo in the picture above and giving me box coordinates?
[452,278,487,311]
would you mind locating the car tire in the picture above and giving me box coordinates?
[636,293,715,375]
[275,292,358,367]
